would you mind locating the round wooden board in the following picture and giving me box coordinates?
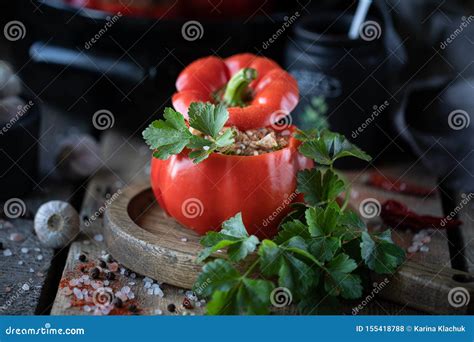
[104,182,203,289]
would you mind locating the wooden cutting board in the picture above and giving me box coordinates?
[104,182,203,289]
[104,182,474,314]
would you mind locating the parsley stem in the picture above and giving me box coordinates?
[223,68,257,107]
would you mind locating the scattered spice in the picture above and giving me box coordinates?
[381,200,462,230]
[128,304,138,313]
[112,297,123,308]
[90,267,100,279]
[368,172,435,197]
[99,260,107,268]
[167,303,176,313]
[105,272,115,281]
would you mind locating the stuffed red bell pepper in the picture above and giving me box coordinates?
[143,53,311,238]
[172,53,299,131]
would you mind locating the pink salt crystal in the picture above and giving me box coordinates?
[422,236,431,244]
[108,262,119,272]
[9,232,25,242]
[407,245,419,253]
[116,292,128,302]
[5,286,11,293]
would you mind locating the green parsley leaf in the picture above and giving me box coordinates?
[197,213,259,263]
[188,102,229,138]
[305,205,339,237]
[274,219,310,245]
[143,102,234,164]
[194,259,273,315]
[324,253,363,299]
[297,168,346,206]
[142,107,192,159]
[361,230,406,274]
[193,259,241,297]
[206,278,274,315]
[298,286,341,315]
[298,130,371,165]
[259,239,318,298]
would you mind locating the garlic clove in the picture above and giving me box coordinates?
[55,134,101,181]
[34,201,80,248]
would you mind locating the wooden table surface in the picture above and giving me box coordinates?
[1,106,473,316]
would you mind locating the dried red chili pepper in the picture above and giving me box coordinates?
[381,199,462,230]
[369,172,436,197]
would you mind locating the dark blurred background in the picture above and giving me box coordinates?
[1,0,474,195]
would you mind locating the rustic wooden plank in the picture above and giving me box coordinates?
[0,219,53,315]
[373,260,474,315]
[452,192,474,273]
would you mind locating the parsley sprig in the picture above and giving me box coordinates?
[142,102,234,163]
[193,128,405,315]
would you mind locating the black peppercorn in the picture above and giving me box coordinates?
[0,242,3,250]
[79,254,87,262]
[128,304,138,313]
[112,297,123,308]
[167,303,176,312]
[105,272,115,280]
[106,255,114,263]
[123,269,130,277]
[99,260,107,268]
[90,267,100,279]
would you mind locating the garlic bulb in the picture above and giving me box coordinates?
[34,201,80,248]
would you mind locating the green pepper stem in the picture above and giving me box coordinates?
[223,68,257,107]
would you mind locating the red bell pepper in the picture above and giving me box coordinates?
[172,53,299,131]
[151,130,312,238]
